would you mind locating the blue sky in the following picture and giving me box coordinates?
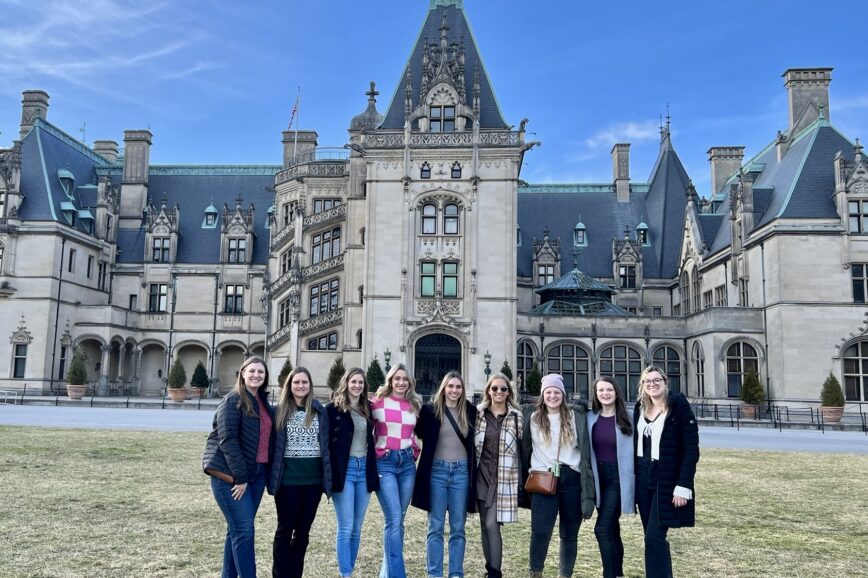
[1,0,867,196]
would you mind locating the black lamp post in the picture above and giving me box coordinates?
[483,350,492,381]
[384,348,392,373]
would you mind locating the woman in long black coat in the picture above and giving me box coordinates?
[633,365,700,578]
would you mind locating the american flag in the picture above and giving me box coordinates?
[287,92,299,129]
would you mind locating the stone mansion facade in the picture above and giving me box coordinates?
[1,0,867,404]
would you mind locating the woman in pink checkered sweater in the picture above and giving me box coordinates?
[371,363,422,578]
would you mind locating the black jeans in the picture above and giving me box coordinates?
[594,461,624,578]
[272,483,322,578]
[636,459,673,578]
[477,499,503,578]
[529,466,583,576]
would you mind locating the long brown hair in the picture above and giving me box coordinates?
[480,372,520,411]
[591,376,633,436]
[234,356,269,418]
[432,371,468,435]
[532,382,574,446]
[275,366,315,429]
[333,367,370,418]
[637,365,669,413]
[374,363,422,413]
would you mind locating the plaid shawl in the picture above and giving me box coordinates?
[475,404,524,523]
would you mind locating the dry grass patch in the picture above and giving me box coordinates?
[0,426,866,577]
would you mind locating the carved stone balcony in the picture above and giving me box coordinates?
[275,160,348,185]
[299,307,343,337]
[302,253,345,284]
[270,222,295,252]
[267,324,292,350]
[364,130,522,149]
[303,203,346,229]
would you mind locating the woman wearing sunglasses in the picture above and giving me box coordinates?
[473,373,523,578]
[633,366,699,578]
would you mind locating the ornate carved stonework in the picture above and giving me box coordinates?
[299,308,343,336]
[270,223,295,252]
[301,253,345,283]
[303,203,347,227]
[10,315,32,344]
[275,161,347,185]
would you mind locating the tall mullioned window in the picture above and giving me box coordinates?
[309,279,339,317]
[849,200,868,233]
[227,238,246,263]
[422,204,437,235]
[652,346,681,393]
[307,332,338,351]
[443,204,459,234]
[546,343,590,400]
[726,342,759,398]
[692,342,705,398]
[599,345,643,401]
[442,262,458,297]
[12,344,27,378]
[313,198,341,214]
[421,262,436,297]
[430,106,455,132]
[224,285,244,314]
[537,264,554,288]
[278,298,291,328]
[619,265,636,289]
[312,227,341,264]
[148,283,168,313]
[852,264,868,303]
[843,341,868,401]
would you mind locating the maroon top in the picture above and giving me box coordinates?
[591,414,617,463]
[256,395,272,464]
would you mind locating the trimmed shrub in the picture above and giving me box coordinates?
[526,363,542,396]
[66,350,88,385]
[190,361,209,389]
[500,360,513,380]
[740,371,764,405]
[820,373,845,407]
[366,357,385,392]
[167,358,187,389]
[327,357,346,391]
[277,358,293,388]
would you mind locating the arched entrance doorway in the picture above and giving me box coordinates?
[414,333,462,397]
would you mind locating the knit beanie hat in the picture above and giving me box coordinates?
[541,374,566,395]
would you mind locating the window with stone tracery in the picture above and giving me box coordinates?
[430,106,455,132]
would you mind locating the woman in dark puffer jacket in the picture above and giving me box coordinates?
[202,355,274,578]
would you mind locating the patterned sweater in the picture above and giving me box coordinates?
[371,395,420,459]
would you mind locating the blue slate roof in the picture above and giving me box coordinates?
[379,3,508,130]
[705,120,854,255]
[518,135,690,280]
[18,119,109,228]
[116,170,280,265]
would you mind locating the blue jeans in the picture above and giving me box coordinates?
[332,456,372,576]
[376,448,417,578]
[210,463,267,578]
[427,458,469,578]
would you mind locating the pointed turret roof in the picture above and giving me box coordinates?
[379,2,508,129]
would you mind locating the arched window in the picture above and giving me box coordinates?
[652,346,681,393]
[420,162,431,179]
[692,266,701,313]
[843,341,868,401]
[691,341,705,398]
[680,272,691,315]
[726,341,759,398]
[422,204,437,235]
[546,343,590,400]
[451,162,462,179]
[599,344,643,401]
[516,340,536,387]
[443,204,459,235]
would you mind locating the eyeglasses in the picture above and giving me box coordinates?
[490,386,509,393]
[642,378,665,385]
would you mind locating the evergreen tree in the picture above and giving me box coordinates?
[526,363,542,395]
[190,361,209,390]
[739,371,764,405]
[167,358,187,389]
[500,360,513,380]
[366,357,385,392]
[820,372,845,407]
[327,356,346,391]
[66,349,88,385]
[277,358,293,388]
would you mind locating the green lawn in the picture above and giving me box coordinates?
[0,426,865,577]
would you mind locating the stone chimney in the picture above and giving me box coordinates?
[707,146,744,194]
[611,143,630,202]
[784,68,832,135]
[20,90,49,139]
[119,129,152,223]
[92,140,119,164]
[282,130,318,169]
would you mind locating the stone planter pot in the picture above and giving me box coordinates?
[66,383,87,400]
[820,406,843,424]
[167,387,189,403]
[189,388,206,399]
[740,404,759,419]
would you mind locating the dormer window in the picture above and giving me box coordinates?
[849,200,868,233]
[451,162,462,179]
[636,222,649,245]
[152,237,170,262]
[227,238,246,263]
[573,221,587,246]
[430,106,455,132]
[421,162,431,179]
[202,203,218,229]
[57,169,75,198]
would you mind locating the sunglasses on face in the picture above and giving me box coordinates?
[490,386,509,393]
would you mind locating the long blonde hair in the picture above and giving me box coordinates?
[333,367,370,418]
[275,366,315,429]
[480,372,520,411]
[374,363,422,413]
[432,371,468,435]
[532,384,574,446]
[234,356,269,418]
[637,365,669,413]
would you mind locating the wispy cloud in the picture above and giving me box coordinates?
[836,95,868,112]
[584,120,660,150]
[162,61,222,81]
